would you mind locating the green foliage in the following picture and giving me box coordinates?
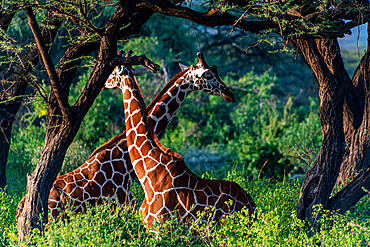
[228,72,321,179]
[7,113,46,195]
[140,14,196,67]
[191,179,370,247]
[6,202,206,246]
[0,189,19,246]
[215,0,368,39]
[3,178,369,246]
[160,71,321,180]
[71,69,124,152]
[23,204,152,246]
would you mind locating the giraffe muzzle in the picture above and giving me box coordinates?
[222,90,235,103]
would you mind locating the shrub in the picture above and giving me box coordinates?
[0,189,19,246]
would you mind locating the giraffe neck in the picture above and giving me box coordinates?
[122,68,159,181]
[122,67,190,205]
[146,68,194,139]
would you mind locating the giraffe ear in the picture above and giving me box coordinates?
[132,67,148,76]
[179,63,189,71]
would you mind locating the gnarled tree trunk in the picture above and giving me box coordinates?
[290,37,348,223]
[16,3,155,240]
[291,33,369,223]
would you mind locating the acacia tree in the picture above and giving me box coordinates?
[0,1,159,240]
[1,0,369,241]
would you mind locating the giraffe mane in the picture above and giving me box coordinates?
[89,68,190,159]
[153,134,183,161]
[89,132,127,158]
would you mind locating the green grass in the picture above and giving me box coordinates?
[2,177,369,246]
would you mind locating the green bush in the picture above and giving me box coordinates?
[7,113,45,195]
[192,179,370,247]
[10,202,206,246]
[0,189,19,246]
[228,72,321,179]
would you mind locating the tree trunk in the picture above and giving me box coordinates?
[337,26,370,185]
[327,167,370,213]
[16,59,117,242]
[16,126,74,238]
[290,37,348,224]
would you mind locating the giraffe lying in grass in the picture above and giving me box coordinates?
[16,52,235,219]
[107,51,255,227]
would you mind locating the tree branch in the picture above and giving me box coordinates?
[0,3,18,31]
[24,7,71,119]
[112,55,160,73]
[137,1,277,35]
[332,13,370,37]
[327,167,370,213]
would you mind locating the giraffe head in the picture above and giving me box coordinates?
[105,66,148,90]
[179,52,235,102]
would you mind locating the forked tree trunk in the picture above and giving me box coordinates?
[290,37,348,223]
[337,29,370,185]
[16,4,140,240]
[16,59,117,242]
[290,34,369,223]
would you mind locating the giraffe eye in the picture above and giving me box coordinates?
[205,72,213,80]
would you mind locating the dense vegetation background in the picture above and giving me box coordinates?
[1,12,369,246]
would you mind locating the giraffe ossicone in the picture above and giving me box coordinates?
[16,51,236,220]
[118,52,255,227]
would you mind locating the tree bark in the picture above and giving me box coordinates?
[327,167,370,213]
[337,25,370,185]
[290,37,347,224]
[16,128,74,238]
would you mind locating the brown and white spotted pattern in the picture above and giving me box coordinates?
[117,53,255,227]
[16,52,235,219]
